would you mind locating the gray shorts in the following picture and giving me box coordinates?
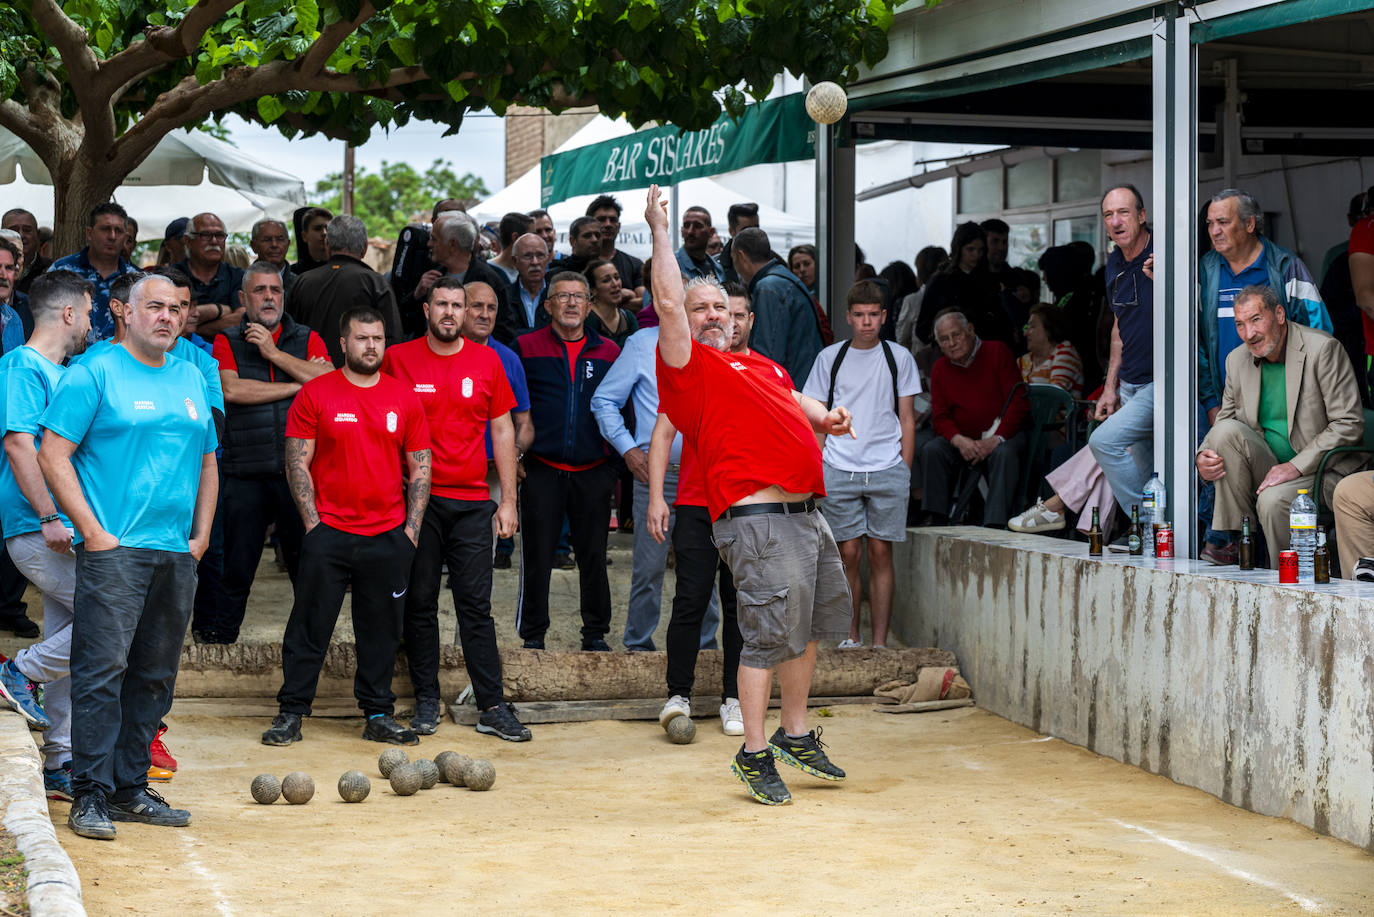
[712,509,851,669]
[821,461,911,543]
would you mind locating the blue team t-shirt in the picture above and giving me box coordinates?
[171,335,225,412]
[40,343,218,552]
[484,338,530,461]
[0,346,74,539]
[1215,241,1270,387]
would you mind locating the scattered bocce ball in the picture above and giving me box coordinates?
[337,770,371,803]
[378,747,409,777]
[442,753,473,787]
[463,758,496,792]
[281,772,315,805]
[433,750,459,783]
[805,80,848,125]
[250,774,281,805]
[389,763,423,796]
[666,716,696,745]
[413,758,440,790]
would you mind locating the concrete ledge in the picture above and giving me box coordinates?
[891,527,1374,852]
[0,714,84,916]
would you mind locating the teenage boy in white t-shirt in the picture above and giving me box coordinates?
[803,281,920,649]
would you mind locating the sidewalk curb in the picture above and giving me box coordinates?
[0,713,84,916]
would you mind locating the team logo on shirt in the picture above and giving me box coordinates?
[184,398,198,421]
[462,377,473,398]
[134,400,155,411]
[729,362,747,372]
[585,363,594,380]
[413,383,436,394]
[333,412,358,423]
[774,366,784,379]
[386,411,398,433]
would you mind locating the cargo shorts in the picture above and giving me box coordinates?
[711,508,851,669]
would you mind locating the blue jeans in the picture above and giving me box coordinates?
[71,546,197,800]
[1196,403,1228,547]
[1088,381,1154,517]
[624,472,719,651]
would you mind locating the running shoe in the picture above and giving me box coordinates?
[68,793,115,840]
[476,702,532,742]
[410,699,441,735]
[0,659,49,730]
[44,761,73,802]
[730,746,791,806]
[108,787,191,826]
[150,723,177,770]
[768,726,846,781]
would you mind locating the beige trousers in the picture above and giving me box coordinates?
[1332,472,1374,577]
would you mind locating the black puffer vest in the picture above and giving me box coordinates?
[221,314,311,476]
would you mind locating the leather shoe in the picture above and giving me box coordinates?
[1201,541,1238,566]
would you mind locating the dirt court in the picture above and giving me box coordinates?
[49,705,1373,916]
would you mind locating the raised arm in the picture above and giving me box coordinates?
[647,186,691,368]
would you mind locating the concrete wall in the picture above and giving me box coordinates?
[892,527,1374,852]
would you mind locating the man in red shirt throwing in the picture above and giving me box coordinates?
[261,307,432,747]
[382,278,528,741]
[648,186,854,806]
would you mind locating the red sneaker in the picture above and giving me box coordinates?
[150,724,178,771]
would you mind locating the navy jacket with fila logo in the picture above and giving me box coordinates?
[514,324,621,467]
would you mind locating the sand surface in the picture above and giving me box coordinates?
[52,705,1373,916]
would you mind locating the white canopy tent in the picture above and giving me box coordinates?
[468,116,815,260]
[0,128,307,241]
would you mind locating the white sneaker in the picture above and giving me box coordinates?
[719,698,744,736]
[837,637,863,649]
[659,694,690,728]
[1008,500,1066,533]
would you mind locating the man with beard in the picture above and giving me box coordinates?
[261,308,431,747]
[39,273,218,840]
[0,271,94,802]
[647,186,854,806]
[382,278,527,740]
[208,262,332,644]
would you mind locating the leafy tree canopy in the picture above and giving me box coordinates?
[313,159,488,240]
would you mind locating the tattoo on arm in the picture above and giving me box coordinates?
[405,448,432,535]
[284,438,321,529]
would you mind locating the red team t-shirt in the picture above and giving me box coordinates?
[381,338,517,501]
[1351,216,1374,355]
[211,326,331,375]
[657,341,822,519]
[285,371,430,535]
[673,350,795,509]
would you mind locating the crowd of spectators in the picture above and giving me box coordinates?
[5,171,1374,834]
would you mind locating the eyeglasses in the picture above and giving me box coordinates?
[1109,270,1138,309]
[190,232,228,241]
[551,292,589,304]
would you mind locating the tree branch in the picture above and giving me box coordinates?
[299,1,376,76]
[99,0,245,103]
[27,0,98,97]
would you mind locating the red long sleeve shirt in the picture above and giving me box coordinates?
[930,340,1028,441]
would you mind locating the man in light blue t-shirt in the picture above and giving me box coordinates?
[0,271,94,802]
[38,274,218,841]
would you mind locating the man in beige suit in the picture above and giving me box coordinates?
[1197,284,1363,567]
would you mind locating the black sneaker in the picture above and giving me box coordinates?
[768,726,846,781]
[68,792,116,840]
[362,714,419,745]
[0,615,39,638]
[410,699,441,735]
[730,746,791,805]
[581,638,611,652]
[555,550,575,570]
[521,639,545,650]
[261,712,302,746]
[476,702,532,742]
[109,787,191,826]
[493,552,512,570]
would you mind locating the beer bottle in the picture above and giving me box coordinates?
[1088,507,1103,556]
[1238,516,1255,570]
[1127,504,1143,555]
[1313,528,1330,584]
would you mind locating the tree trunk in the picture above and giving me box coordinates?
[50,150,122,260]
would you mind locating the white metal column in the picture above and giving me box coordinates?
[1151,4,1199,558]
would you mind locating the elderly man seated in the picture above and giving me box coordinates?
[1196,284,1363,566]
[919,309,1028,526]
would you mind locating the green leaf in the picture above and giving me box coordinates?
[294,0,320,34]
[257,95,287,123]
[387,36,417,67]
[866,0,894,31]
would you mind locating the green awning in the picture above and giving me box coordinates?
[1192,0,1372,43]
[540,93,814,207]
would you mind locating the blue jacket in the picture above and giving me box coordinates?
[514,325,621,467]
[748,258,823,386]
[1198,238,1331,411]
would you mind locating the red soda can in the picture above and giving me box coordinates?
[1155,522,1173,558]
[1278,550,1299,583]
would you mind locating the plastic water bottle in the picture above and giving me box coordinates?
[1290,489,1317,581]
[1141,473,1166,552]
